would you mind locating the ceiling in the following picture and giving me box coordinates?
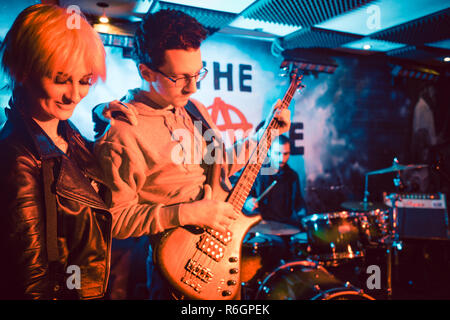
[18,0,450,73]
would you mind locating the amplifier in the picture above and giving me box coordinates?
[383,193,449,240]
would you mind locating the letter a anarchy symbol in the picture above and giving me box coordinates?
[207,97,252,143]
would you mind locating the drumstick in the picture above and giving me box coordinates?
[256,180,278,202]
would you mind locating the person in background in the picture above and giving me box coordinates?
[0,4,131,299]
[244,134,307,227]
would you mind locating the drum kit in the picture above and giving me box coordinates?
[241,159,428,300]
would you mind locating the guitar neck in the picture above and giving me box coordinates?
[227,77,299,210]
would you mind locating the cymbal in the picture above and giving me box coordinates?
[248,220,301,236]
[341,201,389,212]
[367,163,427,175]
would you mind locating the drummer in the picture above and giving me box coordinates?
[243,134,307,228]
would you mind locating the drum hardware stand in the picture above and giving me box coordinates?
[363,174,370,211]
[363,169,397,299]
[344,281,365,296]
[384,169,404,300]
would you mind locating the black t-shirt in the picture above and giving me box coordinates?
[249,164,306,225]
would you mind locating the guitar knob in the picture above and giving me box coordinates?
[222,290,232,296]
[227,280,237,286]
[229,268,238,274]
[229,257,238,263]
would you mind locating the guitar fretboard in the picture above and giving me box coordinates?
[227,74,302,210]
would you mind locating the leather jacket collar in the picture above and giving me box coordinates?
[4,106,109,211]
[5,107,64,160]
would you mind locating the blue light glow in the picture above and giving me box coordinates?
[316,0,450,36]
[427,39,450,50]
[157,0,257,14]
[342,38,406,52]
[229,16,302,37]
[134,1,153,15]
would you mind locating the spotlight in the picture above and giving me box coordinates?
[363,44,371,50]
[444,57,450,62]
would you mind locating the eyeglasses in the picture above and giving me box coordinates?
[155,67,208,87]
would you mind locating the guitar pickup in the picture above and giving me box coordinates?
[185,259,213,283]
[205,228,232,245]
[197,234,225,262]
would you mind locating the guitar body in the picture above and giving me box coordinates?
[155,209,261,300]
[156,176,261,300]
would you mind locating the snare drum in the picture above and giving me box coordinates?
[302,211,365,262]
[255,260,374,300]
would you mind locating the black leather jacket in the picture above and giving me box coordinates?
[0,108,112,299]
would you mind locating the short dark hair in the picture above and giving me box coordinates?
[275,134,290,145]
[133,9,207,70]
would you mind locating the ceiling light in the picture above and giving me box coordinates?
[444,57,450,62]
[342,39,406,52]
[99,14,109,24]
[97,2,109,24]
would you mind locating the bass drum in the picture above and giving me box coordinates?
[255,260,375,300]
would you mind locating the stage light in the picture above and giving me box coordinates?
[363,44,372,50]
[444,57,450,62]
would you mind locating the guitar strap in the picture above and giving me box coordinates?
[184,100,222,191]
[42,158,62,298]
[184,100,213,133]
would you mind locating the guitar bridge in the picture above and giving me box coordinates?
[185,259,213,283]
[181,276,202,293]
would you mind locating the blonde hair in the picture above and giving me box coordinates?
[1,4,106,89]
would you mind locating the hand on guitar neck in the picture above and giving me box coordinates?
[178,184,239,234]
[254,100,291,141]
[271,104,291,134]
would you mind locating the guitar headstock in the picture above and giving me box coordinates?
[280,61,305,91]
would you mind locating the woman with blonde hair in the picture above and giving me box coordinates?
[0,4,126,299]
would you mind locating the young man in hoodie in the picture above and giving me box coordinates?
[94,9,291,299]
